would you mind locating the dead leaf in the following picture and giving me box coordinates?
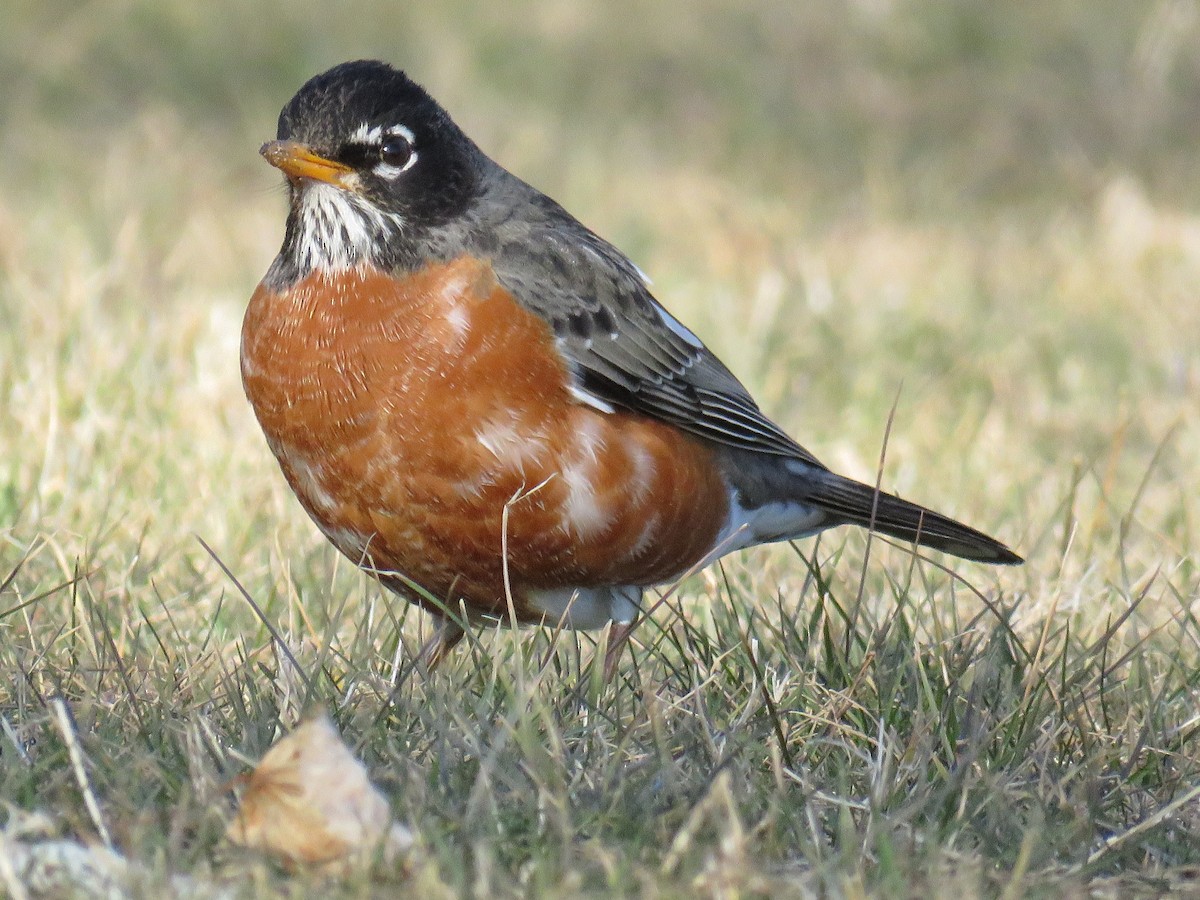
[225,713,413,871]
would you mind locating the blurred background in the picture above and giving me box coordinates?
[4,0,1197,551]
[0,0,1195,611]
[2,0,1197,601]
[1,0,1197,608]
[7,1,1200,209]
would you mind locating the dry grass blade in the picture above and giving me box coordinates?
[50,697,113,849]
[195,534,313,698]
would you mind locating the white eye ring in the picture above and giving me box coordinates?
[375,125,417,178]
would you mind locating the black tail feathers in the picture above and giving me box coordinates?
[809,472,1022,565]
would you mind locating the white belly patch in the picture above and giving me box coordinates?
[526,584,643,629]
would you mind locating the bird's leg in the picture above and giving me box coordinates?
[602,619,638,682]
[417,616,465,670]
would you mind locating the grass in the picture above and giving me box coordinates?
[2,1,1199,896]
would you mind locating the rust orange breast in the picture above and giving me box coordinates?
[241,256,729,622]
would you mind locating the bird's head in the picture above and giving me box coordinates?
[261,60,482,280]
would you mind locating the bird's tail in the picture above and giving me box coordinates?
[806,470,1023,564]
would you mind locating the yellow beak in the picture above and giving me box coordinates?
[260,140,354,188]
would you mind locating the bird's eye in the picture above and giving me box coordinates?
[379,133,414,170]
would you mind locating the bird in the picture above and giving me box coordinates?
[242,60,1021,672]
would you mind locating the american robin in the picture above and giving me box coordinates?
[242,60,1021,670]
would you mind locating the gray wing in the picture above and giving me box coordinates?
[477,188,824,466]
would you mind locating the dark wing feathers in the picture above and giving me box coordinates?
[482,197,823,465]
[472,179,1022,566]
[463,175,1022,566]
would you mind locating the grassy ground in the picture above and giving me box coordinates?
[2,1,1199,896]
